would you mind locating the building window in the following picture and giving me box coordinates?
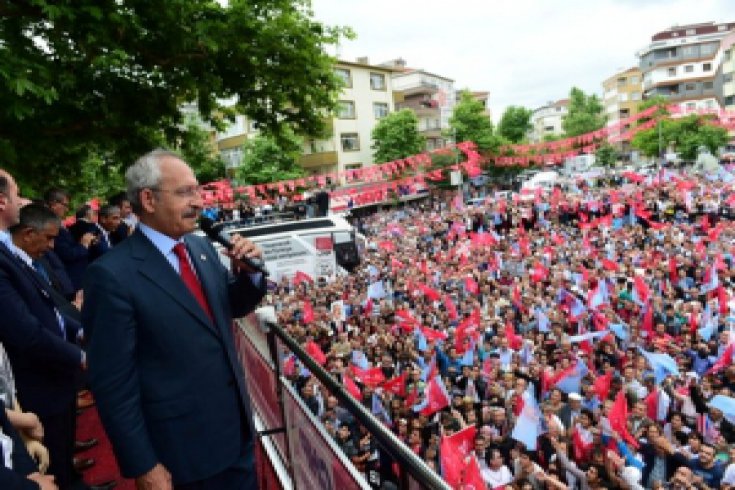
[629,76,639,84]
[370,72,386,90]
[344,163,362,170]
[719,25,728,32]
[686,102,696,111]
[703,81,714,90]
[701,43,717,56]
[667,67,676,77]
[340,133,360,152]
[703,63,712,71]
[685,83,696,91]
[337,100,356,119]
[335,68,352,88]
[544,126,555,132]
[617,77,626,85]
[686,29,696,36]
[373,102,389,119]
[631,92,641,101]
[684,65,694,73]
[681,46,698,57]
[725,74,733,83]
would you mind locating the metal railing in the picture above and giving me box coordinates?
[261,319,451,490]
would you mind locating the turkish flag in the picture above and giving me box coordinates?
[304,340,327,366]
[464,277,480,295]
[382,372,407,397]
[593,371,613,402]
[505,322,523,350]
[418,284,441,302]
[419,376,451,416]
[294,270,314,286]
[302,300,314,324]
[609,391,638,448]
[352,366,386,387]
[601,258,619,272]
[344,375,362,400]
[443,294,459,321]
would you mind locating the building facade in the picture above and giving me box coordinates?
[384,59,456,151]
[528,99,569,143]
[215,59,397,177]
[602,67,643,153]
[638,21,735,112]
[721,30,735,110]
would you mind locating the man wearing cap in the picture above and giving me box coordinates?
[559,393,583,430]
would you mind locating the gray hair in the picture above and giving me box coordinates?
[11,204,60,234]
[125,149,182,213]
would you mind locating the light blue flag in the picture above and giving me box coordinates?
[511,390,542,450]
[708,395,735,423]
[367,264,379,278]
[638,348,680,383]
[556,360,588,394]
[367,280,386,299]
[460,342,475,366]
[609,323,629,341]
[698,322,716,342]
[536,308,550,333]
[351,350,369,370]
[415,328,428,352]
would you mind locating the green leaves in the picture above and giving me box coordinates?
[448,90,502,152]
[497,105,533,143]
[562,87,606,137]
[0,0,348,192]
[631,115,729,161]
[371,109,425,164]
[236,128,305,185]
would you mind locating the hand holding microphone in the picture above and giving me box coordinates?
[199,217,269,276]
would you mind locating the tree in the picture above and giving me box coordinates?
[595,143,617,168]
[497,106,532,143]
[448,90,498,151]
[562,87,607,137]
[0,0,351,191]
[631,115,729,161]
[371,109,425,163]
[637,95,670,113]
[235,129,305,185]
[177,120,226,184]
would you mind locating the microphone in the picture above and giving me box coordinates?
[199,217,270,276]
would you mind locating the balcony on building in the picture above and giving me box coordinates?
[395,97,439,118]
[299,139,338,172]
[396,79,441,97]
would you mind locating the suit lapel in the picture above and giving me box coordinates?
[0,242,54,303]
[131,231,220,337]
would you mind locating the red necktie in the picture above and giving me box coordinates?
[173,243,214,322]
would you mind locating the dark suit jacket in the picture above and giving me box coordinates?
[40,250,75,301]
[0,243,83,417]
[53,226,90,291]
[68,220,108,262]
[109,222,130,246]
[0,401,40,490]
[82,230,265,485]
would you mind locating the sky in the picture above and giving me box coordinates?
[310,0,733,121]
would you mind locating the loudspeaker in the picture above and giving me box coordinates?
[334,241,360,270]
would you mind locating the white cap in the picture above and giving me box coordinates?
[568,393,582,401]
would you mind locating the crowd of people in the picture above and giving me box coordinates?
[267,168,735,490]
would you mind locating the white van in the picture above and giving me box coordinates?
[521,171,560,191]
[204,214,363,280]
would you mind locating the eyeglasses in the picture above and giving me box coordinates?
[151,185,202,199]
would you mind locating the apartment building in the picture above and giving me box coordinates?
[216,59,397,176]
[382,59,456,151]
[602,67,643,153]
[722,30,735,110]
[638,21,735,112]
[528,99,569,143]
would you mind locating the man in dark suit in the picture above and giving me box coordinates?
[44,190,95,292]
[0,174,88,490]
[82,150,266,490]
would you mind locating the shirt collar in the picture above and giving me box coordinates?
[138,222,183,256]
[0,230,11,249]
[12,244,33,267]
